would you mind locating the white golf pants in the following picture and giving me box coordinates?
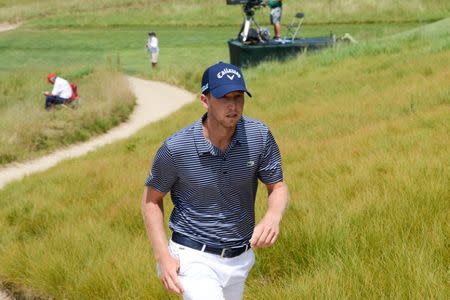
[168,240,255,300]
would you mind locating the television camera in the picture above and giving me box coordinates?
[226,0,264,7]
[226,0,270,44]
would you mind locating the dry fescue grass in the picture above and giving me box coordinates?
[0,0,448,25]
[0,67,135,165]
[242,20,449,299]
[0,17,448,299]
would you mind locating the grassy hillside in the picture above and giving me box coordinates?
[0,6,426,165]
[0,0,448,295]
[0,0,449,25]
[0,67,134,164]
[0,25,137,165]
[1,0,447,166]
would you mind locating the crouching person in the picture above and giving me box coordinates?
[43,73,72,111]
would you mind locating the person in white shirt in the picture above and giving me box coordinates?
[146,32,159,68]
[43,73,73,111]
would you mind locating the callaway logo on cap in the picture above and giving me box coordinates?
[201,62,252,99]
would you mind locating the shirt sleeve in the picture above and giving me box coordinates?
[257,130,283,184]
[51,79,62,96]
[144,142,178,193]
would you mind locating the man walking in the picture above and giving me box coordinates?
[43,73,72,111]
[142,62,289,300]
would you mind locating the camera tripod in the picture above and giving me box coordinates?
[237,2,266,43]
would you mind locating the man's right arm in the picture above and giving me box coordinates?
[141,186,184,295]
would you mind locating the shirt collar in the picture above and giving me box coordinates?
[194,113,246,157]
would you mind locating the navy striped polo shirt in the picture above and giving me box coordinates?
[145,113,283,248]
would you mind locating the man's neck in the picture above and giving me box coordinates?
[203,117,235,152]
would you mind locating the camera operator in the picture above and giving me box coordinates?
[267,0,282,40]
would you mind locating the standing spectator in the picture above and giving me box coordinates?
[43,73,72,111]
[146,32,159,68]
[268,0,282,40]
[142,62,289,299]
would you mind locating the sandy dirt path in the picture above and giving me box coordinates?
[0,23,18,33]
[0,21,196,300]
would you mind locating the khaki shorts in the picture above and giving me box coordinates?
[270,7,282,24]
[151,52,159,63]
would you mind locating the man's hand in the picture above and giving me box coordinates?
[249,211,282,248]
[142,187,184,295]
[157,253,184,295]
[250,181,288,249]
[43,91,50,96]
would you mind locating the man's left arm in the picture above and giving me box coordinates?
[250,181,289,248]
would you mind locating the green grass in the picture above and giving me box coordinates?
[0,13,449,299]
[0,0,449,298]
[0,22,428,88]
[0,15,425,166]
[1,0,449,25]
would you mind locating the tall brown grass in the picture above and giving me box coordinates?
[0,18,448,299]
[0,0,448,25]
[0,67,135,165]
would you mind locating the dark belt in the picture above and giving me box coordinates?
[171,232,250,258]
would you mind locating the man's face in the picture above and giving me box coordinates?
[205,91,245,129]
